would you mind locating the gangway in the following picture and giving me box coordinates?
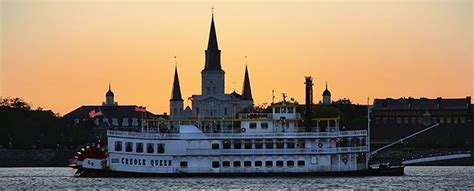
[370,123,440,156]
[402,152,472,165]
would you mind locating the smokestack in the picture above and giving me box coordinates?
[304,76,313,132]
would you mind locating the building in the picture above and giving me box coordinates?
[170,14,254,119]
[371,96,473,146]
[64,85,166,140]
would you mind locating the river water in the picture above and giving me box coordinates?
[0,166,473,189]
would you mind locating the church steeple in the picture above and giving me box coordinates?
[171,66,183,101]
[203,14,222,71]
[241,65,253,100]
[207,15,219,51]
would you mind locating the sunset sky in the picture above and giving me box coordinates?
[1,0,472,115]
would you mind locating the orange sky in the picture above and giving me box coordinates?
[1,0,473,115]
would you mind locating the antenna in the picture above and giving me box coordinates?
[272,90,275,104]
[174,56,177,67]
[212,6,214,17]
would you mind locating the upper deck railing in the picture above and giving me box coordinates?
[107,130,367,140]
[185,146,368,155]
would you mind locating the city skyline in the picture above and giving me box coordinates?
[2,0,472,115]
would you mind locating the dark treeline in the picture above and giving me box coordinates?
[0,97,91,149]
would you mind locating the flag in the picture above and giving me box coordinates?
[88,109,103,118]
[135,106,146,112]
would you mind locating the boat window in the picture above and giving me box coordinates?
[244,161,252,167]
[146,143,154,153]
[233,161,241,167]
[255,140,263,149]
[288,107,294,113]
[287,139,295,149]
[212,143,220,149]
[212,161,220,168]
[276,139,284,149]
[297,139,305,149]
[223,140,231,149]
[276,161,284,167]
[287,161,294,167]
[223,161,230,167]
[297,160,305,167]
[275,107,280,113]
[234,140,242,149]
[265,139,274,149]
[244,140,252,149]
[125,142,133,152]
[249,123,257,129]
[255,161,262,167]
[261,122,268,129]
[136,143,143,153]
[180,161,188,167]
[157,143,165,153]
[265,161,273,167]
[115,141,122,151]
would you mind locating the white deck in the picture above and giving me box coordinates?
[107,130,367,140]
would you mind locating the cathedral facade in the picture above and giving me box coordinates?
[170,15,254,119]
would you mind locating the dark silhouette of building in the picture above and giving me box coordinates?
[63,85,166,141]
[371,97,473,146]
[170,14,254,119]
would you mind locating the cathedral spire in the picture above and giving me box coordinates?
[207,12,219,51]
[203,12,222,71]
[171,66,183,101]
[241,65,253,100]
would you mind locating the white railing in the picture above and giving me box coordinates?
[184,146,368,155]
[107,130,367,140]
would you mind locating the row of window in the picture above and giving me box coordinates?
[74,118,140,126]
[274,107,295,114]
[375,116,467,124]
[375,111,466,116]
[115,141,165,154]
[218,139,306,149]
[248,122,269,129]
[194,105,230,117]
[180,160,306,168]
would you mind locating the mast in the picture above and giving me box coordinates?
[367,97,371,167]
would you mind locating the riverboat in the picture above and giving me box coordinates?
[70,95,404,177]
